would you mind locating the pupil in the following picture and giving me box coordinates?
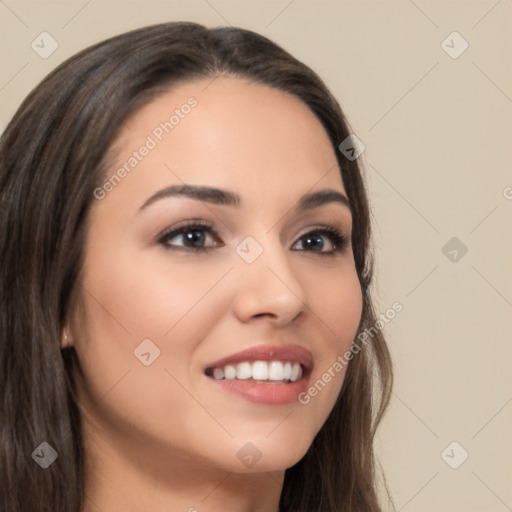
[185,230,205,247]
[305,234,323,251]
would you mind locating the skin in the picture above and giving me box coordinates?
[66,76,363,512]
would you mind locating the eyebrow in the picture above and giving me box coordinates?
[138,184,351,213]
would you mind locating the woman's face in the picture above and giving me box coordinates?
[70,76,363,475]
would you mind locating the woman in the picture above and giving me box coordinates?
[0,21,393,511]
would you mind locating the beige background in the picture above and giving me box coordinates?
[1,1,511,511]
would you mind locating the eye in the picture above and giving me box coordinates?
[292,226,349,255]
[157,221,349,255]
[158,221,222,251]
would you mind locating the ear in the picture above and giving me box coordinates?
[61,327,73,348]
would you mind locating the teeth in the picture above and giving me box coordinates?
[210,361,303,382]
[290,362,302,381]
[213,367,225,380]
[283,362,292,380]
[269,361,283,380]
[224,365,237,380]
[236,362,252,380]
[252,361,269,380]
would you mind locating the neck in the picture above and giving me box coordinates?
[80,420,284,512]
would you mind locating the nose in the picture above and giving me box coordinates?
[231,238,308,327]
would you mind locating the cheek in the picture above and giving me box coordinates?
[315,271,362,341]
[72,251,238,452]
[304,259,363,354]
[296,263,363,425]
[74,243,236,393]
[80,242,233,339]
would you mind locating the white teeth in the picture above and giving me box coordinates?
[236,362,252,380]
[210,360,304,382]
[269,361,284,380]
[252,361,269,380]
[224,365,237,380]
[290,362,302,382]
[283,362,292,380]
[213,367,225,380]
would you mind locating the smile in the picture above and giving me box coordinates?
[204,344,312,405]
[206,361,303,382]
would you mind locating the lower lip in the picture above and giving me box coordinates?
[207,375,309,405]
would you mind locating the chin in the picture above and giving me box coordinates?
[216,431,314,474]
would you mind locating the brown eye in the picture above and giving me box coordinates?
[158,221,223,251]
[292,227,349,255]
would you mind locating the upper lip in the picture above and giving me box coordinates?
[204,344,314,372]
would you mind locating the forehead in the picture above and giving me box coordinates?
[101,76,346,213]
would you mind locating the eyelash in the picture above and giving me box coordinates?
[157,220,349,256]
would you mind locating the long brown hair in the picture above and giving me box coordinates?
[0,21,393,511]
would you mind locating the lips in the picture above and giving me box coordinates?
[204,344,313,405]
